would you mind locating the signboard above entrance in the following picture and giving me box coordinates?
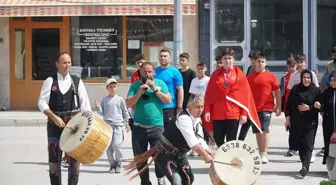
[0,0,196,17]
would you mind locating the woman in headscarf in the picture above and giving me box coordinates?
[320,73,336,164]
[285,69,322,177]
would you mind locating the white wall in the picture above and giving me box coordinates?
[0,18,10,109]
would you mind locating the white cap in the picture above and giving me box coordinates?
[105,78,117,86]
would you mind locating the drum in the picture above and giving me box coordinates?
[60,110,112,164]
[209,140,262,185]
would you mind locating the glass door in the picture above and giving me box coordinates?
[10,17,69,110]
[210,0,250,73]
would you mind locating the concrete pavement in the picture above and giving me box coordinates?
[0,122,329,185]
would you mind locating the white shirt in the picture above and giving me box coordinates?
[287,70,320,89]
[189,76,210,96]
[176,109,209,150]
[38,73,92,112]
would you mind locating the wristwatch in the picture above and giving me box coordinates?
[154,88,159,93]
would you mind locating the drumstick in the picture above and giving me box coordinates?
[213,160,241,167]
[63,125,74,131]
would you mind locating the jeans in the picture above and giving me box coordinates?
[132,125,165,185]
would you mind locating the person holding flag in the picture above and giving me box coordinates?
[203,48,262,148]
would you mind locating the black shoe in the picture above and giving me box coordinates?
[300,167,308,177]
[109,165,115,174]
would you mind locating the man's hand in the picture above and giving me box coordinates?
[285,119,290,129]
[95,100,100,108]
[205,112,211,122]
[298,103,310,112]
[139,84,149,94]
[146,79,155,90]
[206,148,216,158]
[204,153,214,164]
[125,123,131,132]
[275,106,281,116]
[239,115,247,124]
[52,116,65,128]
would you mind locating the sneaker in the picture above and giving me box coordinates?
[189,151,198,157]
[285,150,295,157]
[310,151,315,163]
[260,153,268,164]
[300,167,308,177]
[317,148,325,156]
[109,165,115,174]
[115,165,122,174]
[157,177,166,185]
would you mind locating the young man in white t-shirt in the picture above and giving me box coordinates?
[189,62,210,96]
[286,53,318,163]
[188,62,211,156]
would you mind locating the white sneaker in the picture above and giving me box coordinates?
[260,153,268,164]
[310,151,315,163]
[190,151,198,157]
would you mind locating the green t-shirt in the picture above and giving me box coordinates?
[127,79,169,126]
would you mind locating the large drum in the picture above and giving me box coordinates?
[60,110,112,164]
[209,140,262,185]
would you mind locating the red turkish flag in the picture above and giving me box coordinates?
[204,66,262,133]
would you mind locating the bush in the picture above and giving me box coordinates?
[320,180,336,185]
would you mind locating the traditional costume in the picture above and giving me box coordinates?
[204,66,261,146]
[38,72,91,185]
[125,109,209,185]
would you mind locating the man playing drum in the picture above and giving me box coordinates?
[125,94,214,185]
[37,52,91,185]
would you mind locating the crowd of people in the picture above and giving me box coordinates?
[37,46,336,185]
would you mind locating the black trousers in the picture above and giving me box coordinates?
[291,124,317,171]
[213,119,239,147]
[163,108,176,129]
[238,120,251,141]
[131,126,165,185]
[156,153,194,185]
[288,126,300,151]
[47,123,80,185]
[323,116,334,164]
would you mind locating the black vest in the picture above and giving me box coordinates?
[162,109,201,154]
[48,74,80,112]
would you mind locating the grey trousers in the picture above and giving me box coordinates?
[107,125,124,166]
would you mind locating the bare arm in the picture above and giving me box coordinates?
[155,90,172,104]
[176,86,184,109]
[126,91,142,108]
[274,89,282,110]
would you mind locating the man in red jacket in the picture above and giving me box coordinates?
[204,48,261,147]
[131,53,145,83]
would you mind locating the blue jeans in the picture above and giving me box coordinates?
[131,125,164,185]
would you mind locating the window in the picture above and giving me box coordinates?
[32,29,60,80]
[215,0,244,43]
[126,16,174,79]
[251,0,303,61]
[71,16,123,80]
[14,29,25,80]
[316,0,336,61]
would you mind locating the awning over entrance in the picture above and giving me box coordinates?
[0,0,196,17]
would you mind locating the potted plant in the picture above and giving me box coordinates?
[320,180,336,185]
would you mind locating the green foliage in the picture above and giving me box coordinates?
[320,180,336,185]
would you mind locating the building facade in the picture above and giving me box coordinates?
[199,0,336,77]
[0,0,199,110]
